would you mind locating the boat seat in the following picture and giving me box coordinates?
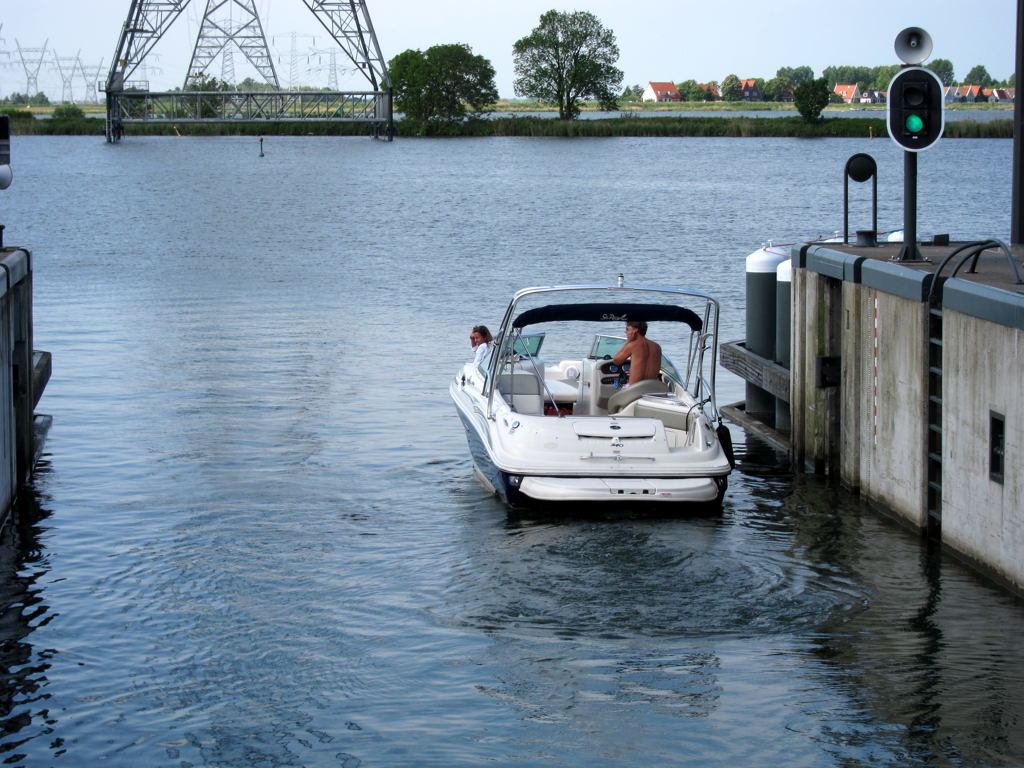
[607,379,668,414]
[497,372,543,414]
[634,397,692,431]
[542,379,579,403]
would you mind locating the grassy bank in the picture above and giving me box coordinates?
[1,108,1012,139]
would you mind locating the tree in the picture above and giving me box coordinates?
[52,104,84,120]
[794,77,830,122]
[621,84,643,101]
[237,76,277,92]
[762,76,790,102]
[682,81,717,102]
[871,64,901,91]
[720,74,742,101]
[389,43,497,122]
[963,64,993,87]
[777,65,814,86]
[4,92,50,106]
[928,58,955,86]
[823,65,874,91]
[186,74,230,91]
[185,74,230,118]
[513,10,623,120]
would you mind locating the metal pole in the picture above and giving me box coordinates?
[843,174,850,244]
[897,151,919,261]
[1012,0,1024,244]
[872,172,878,234]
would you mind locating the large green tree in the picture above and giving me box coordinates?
[871,64,901,91]
[389,43,497,122]
[621,84,643,101]
[512,10,623,119]
[761,76,790,102]
[720,74,742,101]
[963,64,993,87]
[794,77,831,122]
[928,58,955,86]
[822,65,875,89]
[776,66,814,86]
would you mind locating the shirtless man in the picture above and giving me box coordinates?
[613,320,661,383]
[607,320,665,413]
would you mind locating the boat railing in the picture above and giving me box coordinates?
[693,376,718,421]
[494,328,564,417]
[519,352,563,416]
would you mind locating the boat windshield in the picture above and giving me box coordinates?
[589,334,624,359]
[589,334,683,385]
[512,332,545,357]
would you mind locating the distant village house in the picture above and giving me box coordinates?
[740,79,762,101]
[943,85,1015,103]
[642,82,680,102]
[833,84,861,103]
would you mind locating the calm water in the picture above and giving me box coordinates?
[0,134,1021,767]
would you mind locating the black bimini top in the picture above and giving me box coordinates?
[512,302,703,331]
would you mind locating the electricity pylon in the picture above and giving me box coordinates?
[107,1,190,92]
[80,58,106,103]
[299,1,389,88]
[185,0,278,88]
[105,0,392,142]
[15,39,49,96]
[52,50,83,103]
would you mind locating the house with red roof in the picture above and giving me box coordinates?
[833,84,861,103]
[740,79,762,101]
[642,82,681,102]
[959,84,984,102]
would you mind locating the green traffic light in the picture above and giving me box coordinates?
[905,113,924,133]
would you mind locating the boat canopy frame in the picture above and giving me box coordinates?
[512,302,703,331]
[483,282,722,421]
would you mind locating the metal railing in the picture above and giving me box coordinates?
[109,89,390,123]
[104,88,394,141]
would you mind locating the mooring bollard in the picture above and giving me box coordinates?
[745,244,787,425]
[774,258,792,431]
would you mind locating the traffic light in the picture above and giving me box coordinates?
[887,66,944,151]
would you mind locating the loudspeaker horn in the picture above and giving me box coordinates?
[894,27,933,65]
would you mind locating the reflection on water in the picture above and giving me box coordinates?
[0,491,56,759]
[0,135,1021,766]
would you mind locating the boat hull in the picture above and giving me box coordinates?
[453,394,728,508]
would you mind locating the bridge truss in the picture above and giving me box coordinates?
[104,0,392,142]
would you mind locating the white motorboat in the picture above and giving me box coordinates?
[450,277,734,508]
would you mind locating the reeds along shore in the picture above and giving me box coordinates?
[1,110,1014,139]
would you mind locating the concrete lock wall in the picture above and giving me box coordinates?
[788,244,1024,592]
[840,284,929,527]
[942,307,1024,587]
[0,285,12,509]
[0,247,43,517]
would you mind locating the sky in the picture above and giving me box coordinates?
[0,0,1018,101]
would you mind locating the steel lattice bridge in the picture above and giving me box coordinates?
[104,0,394,142]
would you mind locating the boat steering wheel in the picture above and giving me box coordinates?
[601,356,630,387]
